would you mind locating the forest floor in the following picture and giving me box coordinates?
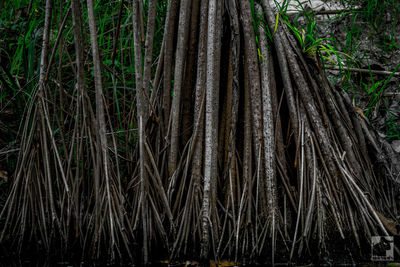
[272,0,400,148]
[275,1,400,263]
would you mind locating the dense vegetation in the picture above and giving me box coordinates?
[0,0,399,265]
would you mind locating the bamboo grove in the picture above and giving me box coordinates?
[0,0,399,264]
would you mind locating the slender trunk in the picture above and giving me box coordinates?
[256,3,279,263]
[37,0,54,250]
[200,0,220,260]
[71,0,85,92]
[132,0,148,263]
[168,0,192,177]
[142,0,157,123]
[242,58,253,249]
[239,0,264,251]
[188,0,209,248]
[139,116,148,263]
[191,0,208,201]
[163,0,178,134]
[86,0,115,254]
[181,0,200,148]
[261,0,299,140]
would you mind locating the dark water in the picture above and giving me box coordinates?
[0,259,399,267]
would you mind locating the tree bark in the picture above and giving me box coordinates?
[87,0,116,255]
[168,0,192,177]
[200,0,221,260]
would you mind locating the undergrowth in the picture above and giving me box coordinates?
[273,0,400,140]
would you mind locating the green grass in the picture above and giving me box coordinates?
[386,116,400,139]
[276,0,400,141]
[1,0,399,141]
[0,0,170,158]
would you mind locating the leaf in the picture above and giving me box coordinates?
[258,48,265,61]
[273,12,279,34]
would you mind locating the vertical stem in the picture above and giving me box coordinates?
[139,115,148,264]
[201,0,220,260]
[142,0,157,123]
[163,0,178,134]
[256,3,278,263]
[132,0,148,263]
[86,0,115,253]
[168,0,192,177]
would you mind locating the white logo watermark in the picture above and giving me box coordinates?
[371,236,394,261]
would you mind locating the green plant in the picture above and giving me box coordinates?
[385,115,400,139]
[365,63,400,117]
[276,1,355,68]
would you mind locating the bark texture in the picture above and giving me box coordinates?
[1,0,399,265]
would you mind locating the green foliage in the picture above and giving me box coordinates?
[365,63,400,116]
[276,1,354,72]
[385,115,400,140]
[0,0,170,175]
[0,0,399,150]
[269,0,400,141]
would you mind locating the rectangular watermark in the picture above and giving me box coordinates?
[371,236,394,261]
